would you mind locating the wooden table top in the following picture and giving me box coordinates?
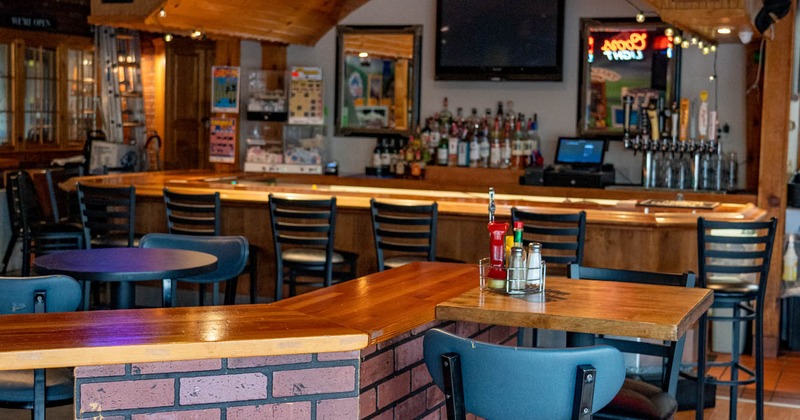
[33,248,218,282]
[437,277,714,341]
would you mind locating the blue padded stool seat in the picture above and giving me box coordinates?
[0,369,73,406]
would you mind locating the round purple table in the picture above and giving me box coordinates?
[33,248,218,309]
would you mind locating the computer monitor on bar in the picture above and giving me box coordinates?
[553,137,606,170]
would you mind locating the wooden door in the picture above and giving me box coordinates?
[164,38,215,170]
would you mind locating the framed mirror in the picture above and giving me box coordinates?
[335,25,422,137]
[577,18,681,138]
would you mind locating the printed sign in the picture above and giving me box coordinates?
[209,117,236,163]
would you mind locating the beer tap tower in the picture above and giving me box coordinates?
[621,91,735,192]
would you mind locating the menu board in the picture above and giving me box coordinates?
[289,67,323,125]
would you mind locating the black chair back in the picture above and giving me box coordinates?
[370,199,437,271]
[268,194,358,301]
[511,209,586,268]
[163,188,221,236]
[568,264,695,400]
[697,217,777,294]
[76,183,136,248]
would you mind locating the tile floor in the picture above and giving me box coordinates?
[676,352,800,419]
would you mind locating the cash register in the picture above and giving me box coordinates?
[521,137,614,188]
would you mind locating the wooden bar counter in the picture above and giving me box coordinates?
[0,263,515,418]
[67,169,764,302]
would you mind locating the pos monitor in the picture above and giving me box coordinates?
[554,137,606,169]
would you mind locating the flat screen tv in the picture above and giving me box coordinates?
[435,0,565,81]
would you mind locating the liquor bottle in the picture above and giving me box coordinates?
[469,128,480,168]
[439,97,453,128]
[784,234,798,282]
[479,126,490,168]
[489,120,502,169]
[437,131,449,166]
[501,125,512,169]
[429,119,440,165]
[468,107,481,130]
[505,100,516,128]
[389,138,398,174]
[372,138,382,168]
[457,129,470,167]
[405,136,415,163]
[511,120,525,169]
[380,138,391,167]
[448,122,459,167]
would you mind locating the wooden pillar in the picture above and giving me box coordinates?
[758,6,795,358]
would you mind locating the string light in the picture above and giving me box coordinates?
[664,28,674,37]
[635,11,646,23]
[164,33,173,42]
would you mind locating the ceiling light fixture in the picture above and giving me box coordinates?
[717,27,732,35]
[190,29,203,39]
[358,52,369,58]
[164,33,173,42]
[158,8,167,18]
[664,27,674,37]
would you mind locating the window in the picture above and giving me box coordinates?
[0,31,94,152]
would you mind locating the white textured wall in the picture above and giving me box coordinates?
[281,0,747,185]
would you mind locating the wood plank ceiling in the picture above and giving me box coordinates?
[89,0,372,45]
[90,0,759,46]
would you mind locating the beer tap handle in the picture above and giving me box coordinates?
[488,188,495,223]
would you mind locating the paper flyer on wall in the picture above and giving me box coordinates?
[209,117,236,163]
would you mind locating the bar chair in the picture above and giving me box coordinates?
[76,183,137,248]
[695,217,777,420]
[7,171,85,277]
[568,264,696,420]
[139,233,248,307]
[422,328,626,420]
[268,194,358,301]
[369,199,462,271]
[163,188,260,304]
[511,208,586,274]
[0,275,82,420]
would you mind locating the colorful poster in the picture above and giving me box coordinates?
[211,66,240,113]
[209,117,236,163]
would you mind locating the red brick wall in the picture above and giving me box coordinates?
[73,322,517,419]
[359,320,518,419]
[74,352,360,419]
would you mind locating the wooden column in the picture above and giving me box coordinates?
[758,7,795,358]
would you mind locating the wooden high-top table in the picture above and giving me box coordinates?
[437,277,713,342]
[436,276,713,417]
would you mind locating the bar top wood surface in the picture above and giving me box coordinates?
[437,277,714,341]
[67,170,764,227]
[0,263,471,370]
[0,262,711,370]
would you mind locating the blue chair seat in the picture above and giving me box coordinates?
[0,369,73,405]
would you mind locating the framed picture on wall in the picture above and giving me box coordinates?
[577,18,681,138]
[211,66,241,113]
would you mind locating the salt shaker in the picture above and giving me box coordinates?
[526,242,542,291]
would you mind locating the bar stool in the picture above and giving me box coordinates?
[1,171,84,277]
[163,188,260,304]
[696,217,777,420]
[268,194,358,301]
[369,199,462,272]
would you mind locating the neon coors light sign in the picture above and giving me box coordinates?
[600,32,647,61]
